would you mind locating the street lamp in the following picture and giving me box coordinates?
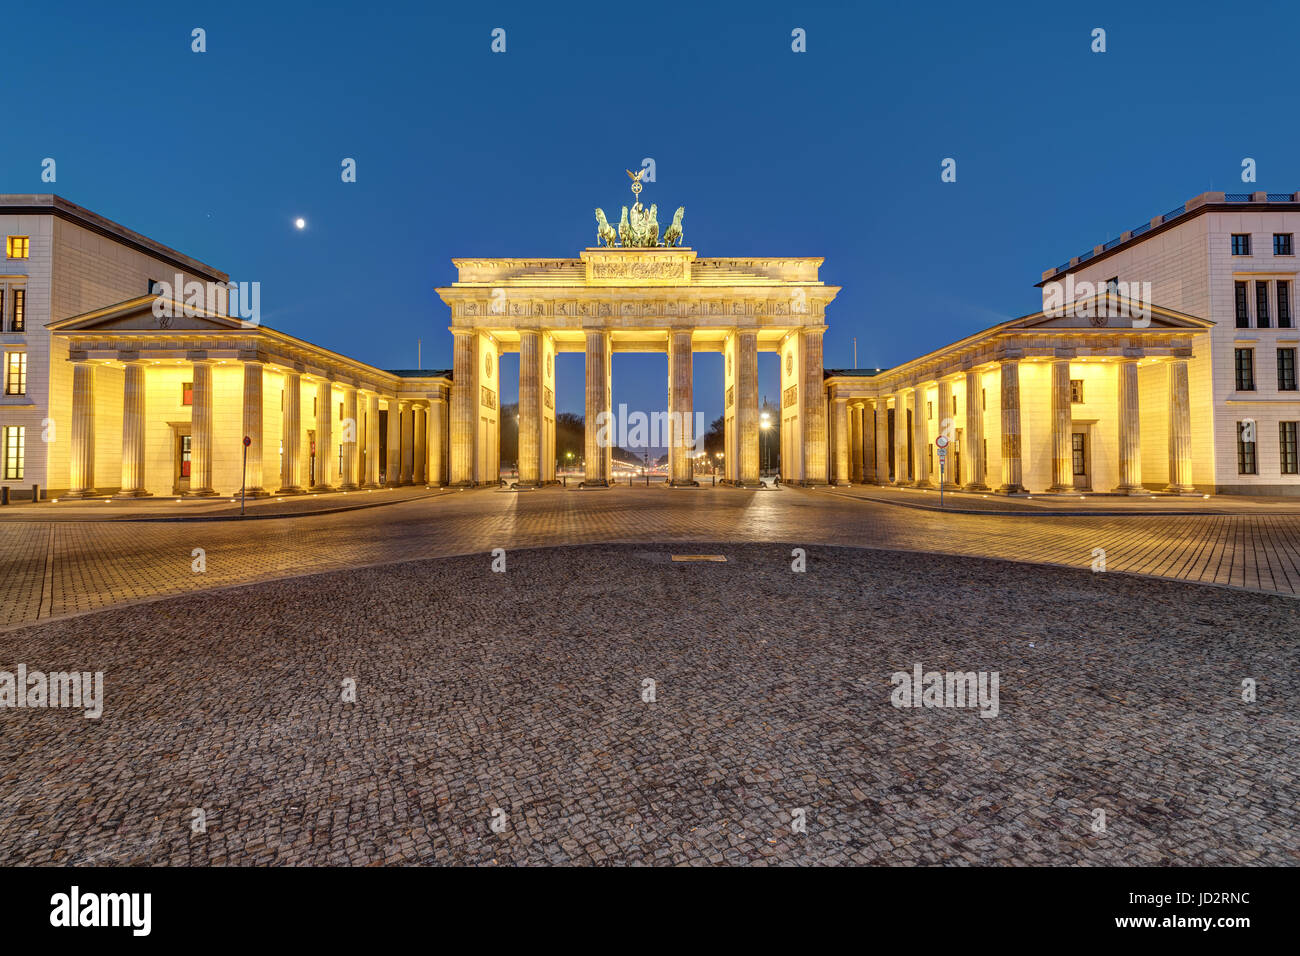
[760,412,772,476]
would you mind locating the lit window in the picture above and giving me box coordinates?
[9,289,24,332]
[182,382,193,406]
[1231,234,1251,256]
[2,426,23,480]
[4,352,26,395]
[5,236,29,259]
[1070,379,1084,403]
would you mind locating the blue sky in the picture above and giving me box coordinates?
[4,0,1298,424]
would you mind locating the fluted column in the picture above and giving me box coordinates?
[799,328,828,484]
[874,399,889,484]
[963,369,988,490]
[413,406,427,485]
[666,329,696,486]
[118,360,149,496]
[1114,357,1143,494]
[315,381,334,490]
[385,397,401,484]
[936,379,957,489]
[1048,357,1073,492]
[240,361,266,496]
[365,392,381,487]
[997,358,1024,494]
[400,403,415,483]
[893,389,910,484]
[1166,357,1194,494]
[449,331,476,486]
[67,359,96,497]
[278,370,303,493]
[912,385,931,488]
[189,359,217,496]
[518,329,542,486]
[831,397,850,484]
[427,394,446,486]
[849,404,864,483]
[863,401,877,483]
[736,330,759,485]
[339,385,359,490]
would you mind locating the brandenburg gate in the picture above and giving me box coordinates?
[435,175,841,487]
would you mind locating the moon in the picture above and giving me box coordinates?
[294,218,306,230]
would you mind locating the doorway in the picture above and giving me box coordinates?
[1071,429,1091,490]
[170,424,192,495]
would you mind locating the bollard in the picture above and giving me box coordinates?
[1,486,8,505]
[31,484,40,502]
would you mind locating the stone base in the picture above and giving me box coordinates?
[579,479,610,488]
[667,479,701,487]
[239,489,273,498]
[337,483,361,492]
[721,479,764,488]
[274,486,307,495]
[61,490,99,499]
[1165,484,1199,496]
[510,481,542,491]
[1113,484,1146,495]
[996,483,1026,495]
[1046,484,1075,493]
[113,490,153,499]
[963,482,990,492]
[184,489,220,498]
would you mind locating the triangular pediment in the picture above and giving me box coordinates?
[47,295,252,333]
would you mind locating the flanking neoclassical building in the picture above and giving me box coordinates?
[1,190,1299,500]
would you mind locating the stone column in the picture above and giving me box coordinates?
[736,330,760,485]
[936,379,957,489]
[963,369,988,490]
[189,358,217,496]
[862,401,877,483]
[278,370,303,494]
[67,359,97,497]
[997,358,1024,494]
[667,329,696,486]
[400,403,415,483]
[582,329,612,486]
[874,399,889,484]
[413,406,427,485]
[799,328,828,484]
[518,329,542,486]
[365,391,381,487]
[339,385,359,490]
[118,359,149,497]
[831,397,850,484]
[849,404,864,483]
[1114,356,1143,494]
[911,385,931,488]
[427,394,446,486]
[315,380,334,490]
[449,330,476,486]
[1048,356,1074,492]
[893,389,910,484]
[241,360,266,496]
[385,398,401,484]
[1166,356,1195,494]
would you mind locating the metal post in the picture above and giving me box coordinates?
[241,442,247,516]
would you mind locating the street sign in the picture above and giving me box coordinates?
[243,436,251,447]
[936,434,949,449]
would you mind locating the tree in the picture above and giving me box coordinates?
[703,415,725,457]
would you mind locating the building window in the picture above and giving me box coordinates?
[1237,422,1257,475]
[2,426,23,479]
[1279,281,1292,329]
[1282,422,1299,475]
[1256,281,1271,328]
[951,395,957,415]
[1279,348,1297,391]
[10,289,24,332]
[981,388,986,410]
[982,437,987,464]
[180,435,191,478]
[926,400,933,420]
[5,236,29,259]
[182,382,193,406]
[1070,379,1084,403]
[4,352,26,395]
[1275,233,1294,256]
[148,278,162,295]
[1235,281,1249,328]
[1235,348,1255,391]
[1231,234,1251,256]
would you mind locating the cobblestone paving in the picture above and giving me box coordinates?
[3,486,1300,629]
[0,545,1295,865]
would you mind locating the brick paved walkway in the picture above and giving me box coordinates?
[3,486,1300,629]
[1,545,1294,865]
